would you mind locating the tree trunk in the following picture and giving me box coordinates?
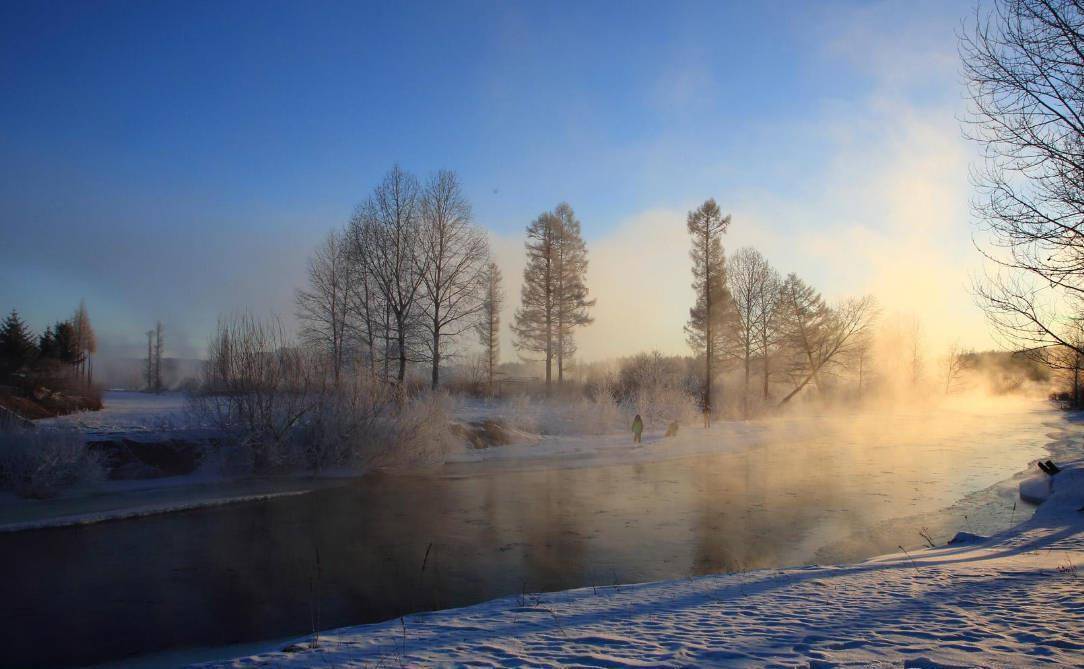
[396,312,407,383]
[742,346,750,419]
[431,321,440,390]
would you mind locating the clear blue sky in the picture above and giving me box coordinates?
[0,0,979,358]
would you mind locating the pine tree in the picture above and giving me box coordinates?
[684,199,735,422]
[0,309,38,379]
[476,261,504,394]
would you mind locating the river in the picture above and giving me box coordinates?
[0,401,1070,668]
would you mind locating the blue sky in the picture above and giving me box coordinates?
[0,0,982,359]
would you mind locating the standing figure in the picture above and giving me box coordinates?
[631,413,644,444]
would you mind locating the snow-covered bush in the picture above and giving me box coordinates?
[0,428,103,498]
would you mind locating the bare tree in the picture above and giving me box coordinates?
[943,341,970,395]
[70,299,96,386]
[346,206,389,378]
[758,270,784,402]
[1021,317,1084,406]
[963,0,1084,357]
[354,165,427,384]
[297,230,353,387]
[476,261,503,394]
[553,203,595,382]
[685,199,735,422]
[727,247,777,417]
[418,170,489,389]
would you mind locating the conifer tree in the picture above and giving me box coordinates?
[0,309,38,379]
[684,199,735,422]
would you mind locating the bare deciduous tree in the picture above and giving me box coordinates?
[354,165,427,384]
[943,341,970,395]
[418,170,489,389]
[728,247,777,417]
[297,230,353,387]
[963,0,1084,357]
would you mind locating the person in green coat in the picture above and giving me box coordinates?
[631,413,644,444]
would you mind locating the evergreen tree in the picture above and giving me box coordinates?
[51,321,81,365]
[0,309,38,379]
[684,199,735,421]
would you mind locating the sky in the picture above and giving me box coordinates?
[0,0,989,361]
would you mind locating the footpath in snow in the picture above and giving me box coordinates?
[199,459,1084,667]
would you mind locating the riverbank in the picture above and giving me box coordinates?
[198,455,1084,668]
[0,476,348,532]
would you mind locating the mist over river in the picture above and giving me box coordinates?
[0,401,1071,669]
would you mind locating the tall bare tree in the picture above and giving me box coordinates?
[963,0,1084,358]
[70,299,96,386]
[685,199,734,421]
[553,203,595,383]
[727,247,777,417]
[755,264,784,402]
[355,165,427,384]
[476,261,504,394]
[297,230,353,387]
[346,206,390,378]
[418,170,489,389]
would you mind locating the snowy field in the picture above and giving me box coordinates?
[198,456,1084,668]
[37,390,192,437]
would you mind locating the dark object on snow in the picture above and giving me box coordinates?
[948,531,987,545]
[631,414,643,444]
[665,421,679,437]
[1037,460,1061,475]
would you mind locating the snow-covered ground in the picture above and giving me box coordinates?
[38,390,193,437]
[197,455,1084,668]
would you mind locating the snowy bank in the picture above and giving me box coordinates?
[198,460,1084,668]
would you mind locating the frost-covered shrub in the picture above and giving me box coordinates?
[0,428,103,499]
